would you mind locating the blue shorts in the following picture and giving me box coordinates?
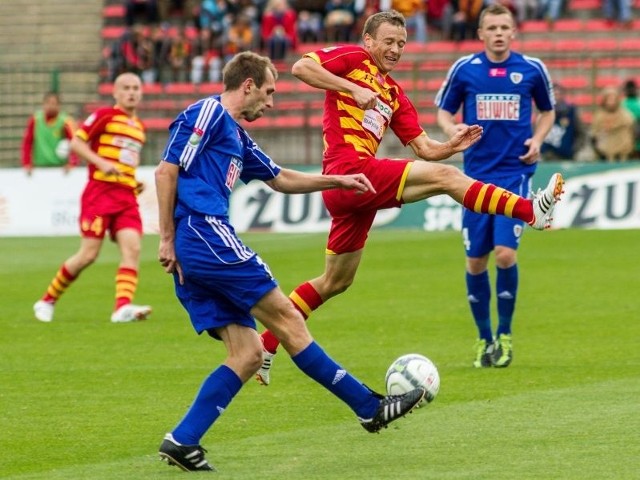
[174,215,278,336]
[462,175,532,258]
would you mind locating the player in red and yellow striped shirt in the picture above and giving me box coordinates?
[256,10,564,385]
[33,73,152,324]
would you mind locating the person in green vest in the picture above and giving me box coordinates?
[21,92,78,175]
[622,79,640,159]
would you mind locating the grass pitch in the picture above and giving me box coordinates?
[1,229,638,479]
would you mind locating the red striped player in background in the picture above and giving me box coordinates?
[33,72,152,323]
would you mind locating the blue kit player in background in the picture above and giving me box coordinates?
[435,4,561,368]
[154,51,426,472]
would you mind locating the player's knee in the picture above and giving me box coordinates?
[246,345,264,374]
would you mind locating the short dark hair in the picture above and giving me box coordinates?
[362,10,406,38]
[222,52,278,91]
[479,4,515,28]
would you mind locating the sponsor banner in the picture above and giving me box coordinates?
[0,162,638,236]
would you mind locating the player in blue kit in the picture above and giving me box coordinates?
[436,4,560,368]
[154,51,426,472]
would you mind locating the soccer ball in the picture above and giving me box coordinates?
[385,353,440,405]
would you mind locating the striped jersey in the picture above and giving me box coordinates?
[162,96,281,219]
[435,51,554,180]
[76,106,146,190]
[304,45,424,172]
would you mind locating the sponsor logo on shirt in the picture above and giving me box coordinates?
[189,127,204,147]
[476,94,521,121]
[489,68,507,77]
[225,156,242,191]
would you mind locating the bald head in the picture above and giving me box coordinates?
[113,73,143,114]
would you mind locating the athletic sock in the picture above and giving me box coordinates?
[261,282,324,354]
[466,271,492,342]
[172,365,242,445]
[292,341,379,419]
[42,264,77,303]
[114,267,138,311]
[463,181,534,223]
[496,264,518,336]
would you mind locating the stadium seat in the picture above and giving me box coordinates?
[584,18,614,32]
[143,83,164,95]
[164,83,196,95]
[551,19,584,33]
[587,38,618,51]
[558,76,589,89]
[143,118,173,131]
[197,82,225,95]
[102,4,125,18]
[595,76,621,88]
[619,38,640,51]
[554,39,586,53]
[569,0,601,10]
[520,38,555,54]
[518,20,548,34]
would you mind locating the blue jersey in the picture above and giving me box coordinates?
[435,51,554,181]
[162,95,281,220]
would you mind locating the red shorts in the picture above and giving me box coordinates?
[322,156,412,254]
[79,181,142,241]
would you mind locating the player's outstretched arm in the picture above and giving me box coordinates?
[265,168,376,195]
[409,125,483,162]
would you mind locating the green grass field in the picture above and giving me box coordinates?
[1,229,638,479]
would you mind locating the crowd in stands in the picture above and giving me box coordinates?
[106,0,635,85]
[102,1,640,159]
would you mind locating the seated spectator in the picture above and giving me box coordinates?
[191,28,223,83]
[352,0,388,41]
[149,23,173,83]
[115,25,150,77]
[450,0,483,42]
[590,86,635,162]
[392,0,427,42]
[158,0,199,24]
[168,26,193,82]
[602,0,632,27]
[622,79,640,159]
[261,0,298,60]
[427,0,454,40]
[199,0,228,40]
[538,0,564,27]
[292,0,331,43]
[541,83,586,161]
[324,0,356,43]
[125,0,160,26]
[222,14,256,63]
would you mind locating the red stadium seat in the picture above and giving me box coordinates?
[619,38,640,51]
[143,118,173,131]
[164,83,196,95]
[102,4,125,18]
[595,76,622,89]
[552,19,584,32]
[584,18,614,32]
[554,39,586,52]
[558,76,589,89]
[518,20,548,34]
[520,38,554,53]
[587,38,618,51]
[570,0,601,10]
